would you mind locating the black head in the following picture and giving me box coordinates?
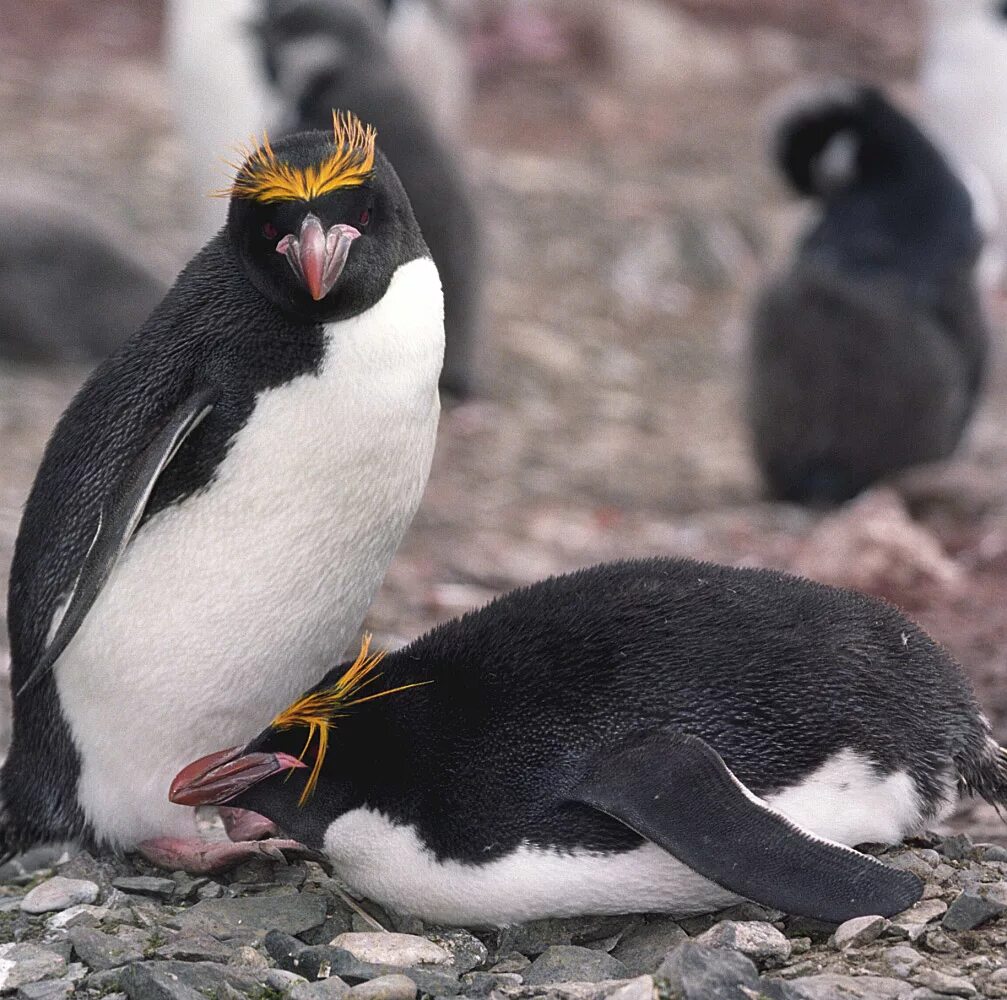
[224,112,425,323]
[169,638,427,846]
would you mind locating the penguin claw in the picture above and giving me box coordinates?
[218,807,278,842]
[135,836,309,875]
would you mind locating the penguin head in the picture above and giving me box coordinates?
[169,636,428,843]
[223,111,423,322]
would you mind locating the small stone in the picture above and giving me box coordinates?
[883,944,924,977]
[695,920,792,965]
[938,836,974,861]
[176,892,327,939]
[155,932,236,964]
[942,887,1007,931]
[119,961,266,999]
[227,944,271,969]
[111,876,176,900]
[44,904,109,930]
[330,932,451,967]
[606,975,655,1000]
[912,968,977,996]
[657,941,761,999]
[68,926,148,971]
[907,990,949,1000]
[489,952,531,973]
[0,944,67,992]
[428,928,488,973]
[495,916,629,957]
[14,981,74,1000]
[263,969,309,992]
[347,974,417,1000]
[919,928,959,954]
[611,919,687,976]
[782,973,913,998]
[458,971,523,997]
[20,877,99,914]
[290,976,351,999]
[118,965,206,1000]
[893,899,948,938]
[524,945,629,985]
[831,915,889,949]
[196,882,226,900]
[977,845,1007,863]
[888,854,938,881]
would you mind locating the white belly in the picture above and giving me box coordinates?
[56,257,444,847]
[322,748,945,926]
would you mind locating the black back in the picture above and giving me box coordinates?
[236,559,991,861]
[260,0,482,396]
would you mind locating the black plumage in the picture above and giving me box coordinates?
[748,84,990,505]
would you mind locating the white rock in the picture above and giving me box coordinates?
[330,932,451,967]
[606,975,656,1000]
[347,974,417,1000]
[0,942,67,990]
[694,920,792,964]
[21,877,99,914]
[831,915,889,950]
[45,904,109,930]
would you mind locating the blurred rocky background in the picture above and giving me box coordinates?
[0,0,1004,848]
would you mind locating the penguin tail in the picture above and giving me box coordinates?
[771,81,927,199]
[957,736,1007,814]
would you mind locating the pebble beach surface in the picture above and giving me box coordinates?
[0,832,1004,999]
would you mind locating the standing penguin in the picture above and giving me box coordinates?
[172,558,1007,925]
[748,84,989,505]
[1,113,444,865]
[166,0,481,397]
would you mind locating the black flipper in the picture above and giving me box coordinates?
[16,386,217,698]
[572,731,922,923]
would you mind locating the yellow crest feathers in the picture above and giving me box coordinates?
[218,110,377,203]
[270,633,429,806]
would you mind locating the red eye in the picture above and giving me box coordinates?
[262,222,278,239]
[359,208,370,227]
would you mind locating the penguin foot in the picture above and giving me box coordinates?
[135,836,309,875]
[218,806,278,842]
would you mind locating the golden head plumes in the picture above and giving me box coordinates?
[219,111,377,204]
[270,634,429,806]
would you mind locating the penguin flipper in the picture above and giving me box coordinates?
[16,386,217,698]
[572,730,922,923]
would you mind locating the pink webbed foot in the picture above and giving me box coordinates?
[136,836,309,875]
[218,807,278,842]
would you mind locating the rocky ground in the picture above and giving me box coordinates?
[1,0,1007,996]
[0,832,1005,999]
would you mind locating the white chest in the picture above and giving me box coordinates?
[56,257,444,846]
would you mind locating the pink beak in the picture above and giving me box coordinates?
[276,214,361,301]
[169,745,306,806]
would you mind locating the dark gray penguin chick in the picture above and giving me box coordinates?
[1,115,443,861]
[260,0,483,397]
[749,83,990,505]
[172,558,1007,926]
[0,205,165,364]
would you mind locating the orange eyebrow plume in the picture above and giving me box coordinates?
[269,633,429,806]
[218,110,377,203]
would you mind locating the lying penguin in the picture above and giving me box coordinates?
[171,557,1007,926]
[166,0,481,397]
[749,83,990,505]
[1,113,444,868]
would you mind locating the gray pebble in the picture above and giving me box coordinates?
[176,892,327,938]
[67,926,147,971]
[782,973,914,998]
[290,976,351,1000]
[111,876,176,900]
[610,918,687,976]
[942,886,1007,931]
[883,944,925,978]
[695,920,791,965]
[20,877,99,914]
[657,940,761,999]
[831,915,889,950]
[347,974,418,1000]
[524,945,629,985]
[912,967,977,997]
[330,932,451,967]
[0,943,67,991]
